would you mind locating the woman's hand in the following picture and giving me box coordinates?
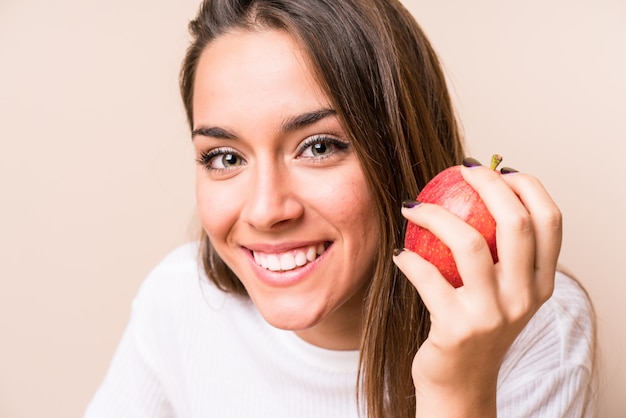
[393,160,561,417]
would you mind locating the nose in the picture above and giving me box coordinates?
[240,160,304,231]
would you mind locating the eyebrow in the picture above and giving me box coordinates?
[281,108,336,132]
[191,126,237,140]
[191,108,337,140]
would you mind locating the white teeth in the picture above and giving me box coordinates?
[295,251,307,267]
[279,253,296,271]
[306,246,316,262]
[253,244,327,272]
[266,254,281,271]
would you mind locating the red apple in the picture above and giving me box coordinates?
[404,155,502,287]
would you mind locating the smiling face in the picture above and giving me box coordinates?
[192,29,380,349]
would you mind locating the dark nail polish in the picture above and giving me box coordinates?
[393,248,405,257]
[500,167,519,174]
[402,200,423,209]
[462,157,482,168]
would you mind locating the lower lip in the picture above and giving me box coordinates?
[247,245,330,287]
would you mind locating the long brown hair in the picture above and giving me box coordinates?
[179,1,464,416]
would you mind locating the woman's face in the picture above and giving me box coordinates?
[192,29,380,349]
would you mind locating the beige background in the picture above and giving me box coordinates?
[1,0,624,417]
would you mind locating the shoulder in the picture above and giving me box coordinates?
[502,271,595,376]
[497,271,597,414]
[127,242,258,360]
[136,241,211,296]
[144,241,201,283]
[132,241,242,319]
[542,271,596,370]
[132,242,198,305]
[549,271,595,322]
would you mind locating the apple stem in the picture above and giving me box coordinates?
[490,154,503,171]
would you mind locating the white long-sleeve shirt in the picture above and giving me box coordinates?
[85,242,596,417]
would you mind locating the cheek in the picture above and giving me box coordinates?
[343,174,381,260]
[195,172,240,242]
[339,172,376,222]
[319,168,380,244]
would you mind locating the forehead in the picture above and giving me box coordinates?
[192,29,331,124]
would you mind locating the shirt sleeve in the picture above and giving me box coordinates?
[496,272,596,417]
[84,279,176,418]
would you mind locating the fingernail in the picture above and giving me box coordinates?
[402,200,423,209]
[393,248,405,257]
[462,157,482,168]
[500,167,519,174]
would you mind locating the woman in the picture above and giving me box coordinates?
[86,0,596,416]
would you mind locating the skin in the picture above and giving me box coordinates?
[191,29,380,351]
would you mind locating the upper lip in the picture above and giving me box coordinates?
[243,240,330,254]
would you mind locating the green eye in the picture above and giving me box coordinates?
[310,142,331,156]
[220,153,241,168]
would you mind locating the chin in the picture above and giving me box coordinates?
[255,298,328,332]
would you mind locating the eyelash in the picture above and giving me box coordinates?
[195,135,350,172]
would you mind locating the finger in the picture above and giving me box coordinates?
[392,247,455,315]
[460,165,536,290]
[401,203,496,293]
[500,172,561,300]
